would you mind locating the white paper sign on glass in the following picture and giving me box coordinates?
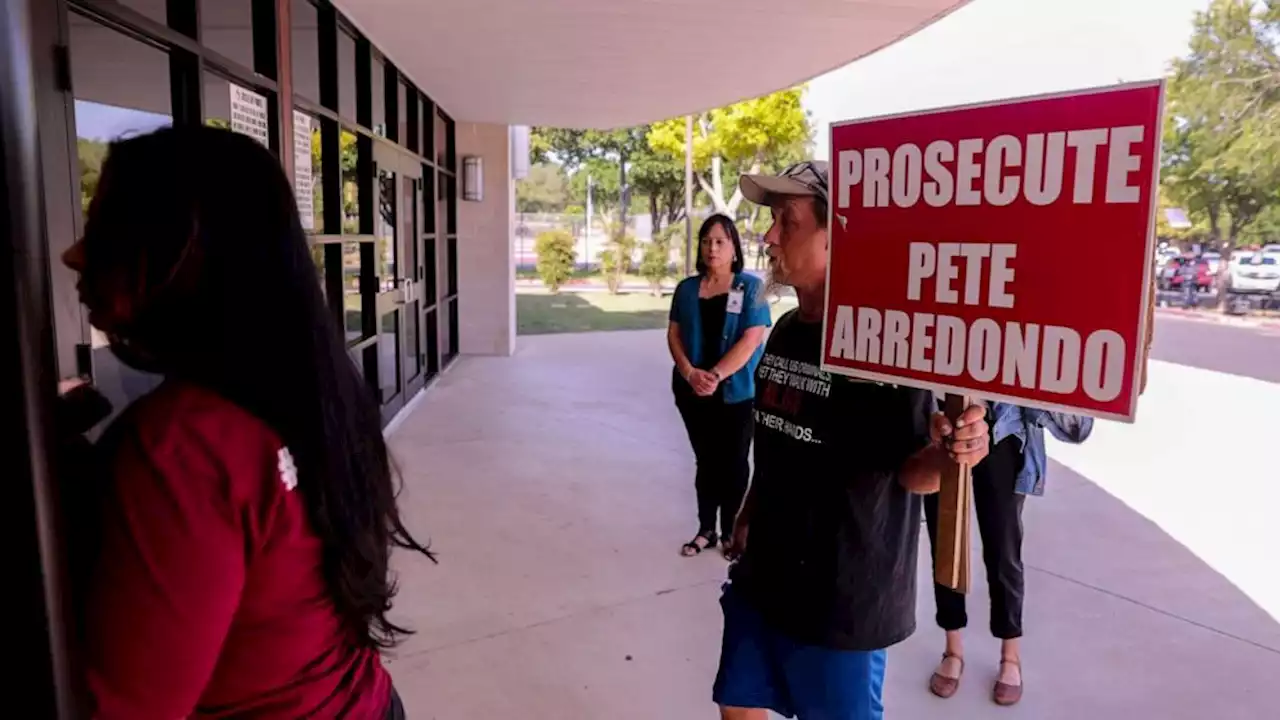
[229,83,270,147]
[293,111,315,231]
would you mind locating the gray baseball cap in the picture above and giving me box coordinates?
[740,160,830,206]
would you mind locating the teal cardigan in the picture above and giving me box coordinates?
[668,272,771,404]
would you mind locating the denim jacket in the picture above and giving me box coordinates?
[990,402,1093,496]
[669,272,771,404]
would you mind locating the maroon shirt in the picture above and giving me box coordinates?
[86,380,391,719]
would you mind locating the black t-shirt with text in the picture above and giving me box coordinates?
[732,309,931,651]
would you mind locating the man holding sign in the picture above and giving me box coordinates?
[712,161,990,720]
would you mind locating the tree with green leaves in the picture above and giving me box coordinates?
[647,87,811,217]
[566,156,622,221]
[516,162,570,213]
[1162,0,1280,248]
[1155,186,1210,244]
[78,138,109,215]
[531,127,649,229]
[629,144,690,236]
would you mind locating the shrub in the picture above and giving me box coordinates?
[598,223,637,295]
[534,229,577,292]
[640,226,680,296]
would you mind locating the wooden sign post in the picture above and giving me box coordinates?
[934,394,972,593]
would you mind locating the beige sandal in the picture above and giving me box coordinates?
[993,657,1023,706]
[928,652,964,699]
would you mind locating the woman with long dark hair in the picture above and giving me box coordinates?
[667,214,770,557]
[62,126,430,719]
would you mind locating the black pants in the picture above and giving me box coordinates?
[674,387,753,539]
[386,686,406,719]
[924,434,1026,639]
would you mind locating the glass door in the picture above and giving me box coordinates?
[372,142,423,421]
[401,173,426,398]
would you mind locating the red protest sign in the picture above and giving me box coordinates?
[822,82,1163,421]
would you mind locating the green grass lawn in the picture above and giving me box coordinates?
[517,289,799,335]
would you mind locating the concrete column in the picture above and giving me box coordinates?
[455,122,515,356]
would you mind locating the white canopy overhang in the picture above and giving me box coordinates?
[332,0,971,128]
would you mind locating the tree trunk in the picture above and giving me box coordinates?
[666,194,683,226]
[697,173,728,213]
[618,155,629,233]
[724,161,761,216]
[746,205,761,244]
[649,194,661,236]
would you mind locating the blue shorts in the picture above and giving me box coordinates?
[713,584,886,720]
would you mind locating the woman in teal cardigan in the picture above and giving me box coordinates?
[667,214,771,557]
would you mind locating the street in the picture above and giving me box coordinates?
[1149,306,1280,383]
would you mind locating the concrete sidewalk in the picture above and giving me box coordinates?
[384,330,1280,719]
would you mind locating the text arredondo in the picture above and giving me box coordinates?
[829,126,1146,403]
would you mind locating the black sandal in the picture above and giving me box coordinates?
[680,532,718,557]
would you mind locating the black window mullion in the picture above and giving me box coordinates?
[251,0,277,80]
[444,113,455,172]
[362,343,379,401]
[406,89,418,153]
[357,133,375,341]
[169,49,202,125]
[448,298,458,358]
[321,117,341,233]
[360,241,378,398]
[266,90,281,156]
[324,244,344,329]
[317,3,337,112]
[357,135,373,234]
[167,0,198,38]
[384,62,398,143]
[423,236,437,307]
[165,0,200,125]
[421,93,435,163]
[447,237,458,296]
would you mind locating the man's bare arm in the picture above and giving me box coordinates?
[899,445,951,495]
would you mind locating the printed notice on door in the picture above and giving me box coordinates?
[229,84,270,147]
[293,111,315,230]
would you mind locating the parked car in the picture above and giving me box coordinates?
[1158,257,1211,291]
[1201,251,1223,274]
[1155,246,1181,269]
[1226,253,1280,295]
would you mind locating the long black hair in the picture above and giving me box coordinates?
[81,125,432,649]
[695,213,745,275]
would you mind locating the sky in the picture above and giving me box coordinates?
[76,100,171,142]
[805,0,1211,160]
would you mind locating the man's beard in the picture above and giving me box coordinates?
[764,254,790,298]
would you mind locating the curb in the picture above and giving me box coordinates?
[1155,306,1280,329]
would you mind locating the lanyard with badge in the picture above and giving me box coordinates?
[726,281,745,315]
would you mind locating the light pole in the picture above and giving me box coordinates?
[585,173,593,272]
[684,114,694,276]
